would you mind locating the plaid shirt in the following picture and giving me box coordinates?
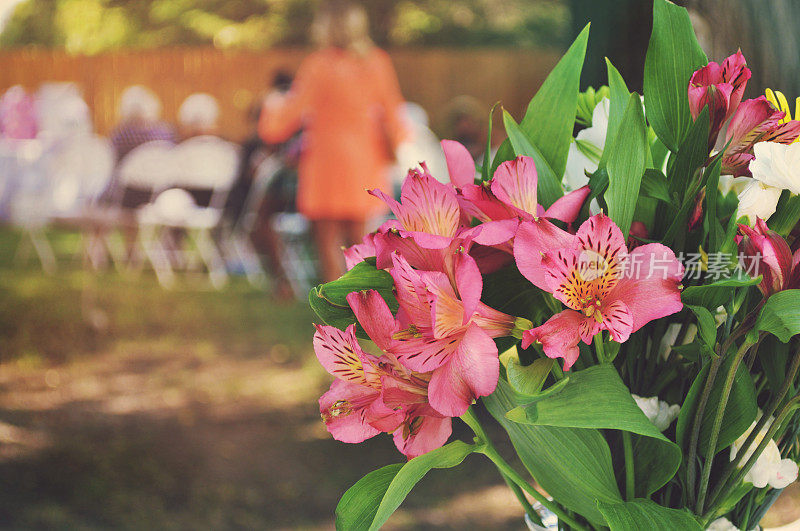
[110,120,176,161]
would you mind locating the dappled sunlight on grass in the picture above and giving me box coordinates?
[0,228,522,529]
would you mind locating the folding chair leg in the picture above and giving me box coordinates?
[82,230,109,270]
[138,224,175,288]
[192,229,228,289]
[29,227,57,275]
[231,236,267,289]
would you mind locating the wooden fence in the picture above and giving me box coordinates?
[0,47,561,141]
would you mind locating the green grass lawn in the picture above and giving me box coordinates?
[0,227,522,530]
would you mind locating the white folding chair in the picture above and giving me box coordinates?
[138,136,239,289]
[8,139,58,274]
[272,211,316,298]
[111,141,180,285]
[220,155,282,289]
[45,135,115,269]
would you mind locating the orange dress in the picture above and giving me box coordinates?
[259,47,407,222]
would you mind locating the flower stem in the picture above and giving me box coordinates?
[594,334,606,365]
[500,470,543,527]
[696,339,755,514]
[622,431,635,500]
[685,355,723,498]
[705,343,800,510]
[460,407,588,531]
[702,394,800,523]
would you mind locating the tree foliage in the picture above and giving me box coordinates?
[0,0,569,53]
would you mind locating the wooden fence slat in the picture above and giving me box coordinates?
[0,47,560,141]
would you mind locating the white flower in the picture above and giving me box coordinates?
[732,141,800,224]
[706,517,739,531]
[750,141,800,194]
[631,394,680,432]
[564,97,609,190]
[730,419,799,489]
[735,177,783,223]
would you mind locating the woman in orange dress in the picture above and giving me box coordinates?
[259,1,408,282]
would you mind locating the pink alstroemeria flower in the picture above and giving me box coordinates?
[343,233,377,270]
[688,51,751,146]
[737,218,800,297]
[456,154,591,244]
[315,289,453,458]
[389,253,518,416]
[516,213,683,370]
[370,165,475,271]
[370,165,465,250]
[722,97,800,176]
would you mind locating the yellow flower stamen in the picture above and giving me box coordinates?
[766,88,800,144]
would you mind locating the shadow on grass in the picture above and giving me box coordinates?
[0,228,524,530]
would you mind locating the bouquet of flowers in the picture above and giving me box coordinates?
[308,1,800,529]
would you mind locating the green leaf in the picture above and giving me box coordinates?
[674,356,758,456]
[369,441,475,530]
[308,260,398,337]
[770,191,800,237]
[600,58,631,168]
[760,335,793,395]
[579,167,610,220]
[680,272,761,310]
[489,139,514,178]
[481,103,499,182]
[506,356,555,396]
[506,365,681,497]
[640,169,671,203]
[503,109,563,208]
[606,93,648,236]
[335,441,475,531]
[484,378,621,526]
[755,289,800,342]
[335,464,404,531]
[704,160,724,254]
[520,24,590,180]
[597,499,702,531]
[686,305,717,349]
[666,106,710,199]
[643,0,707,152]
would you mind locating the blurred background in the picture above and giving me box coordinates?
[0,0,798,529]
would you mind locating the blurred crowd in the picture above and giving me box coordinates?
[0,1,493,298]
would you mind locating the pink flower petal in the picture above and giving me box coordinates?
[393,334,459,373]
[313,324,380,387]
[454,250,482,324]
[460,183,516,221]
[399,171,461,237]
[319,379,382,443]
[390,253,434,324]
[514,218,574,291]
[544,185,591,223]
[600,299,634,343]
[427,323,499,416]
[393,415,452,459]
[441,139,476,188]
[469,219,519,246]
[343,233,377,270]
[374,231,444,271]
[491,156,539,217]
[428,282,466,340]
[726,97,784,153]
[760,120,800,145]
[608,243,683,332]
[522,310,587,371]
[346,290,398,352]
